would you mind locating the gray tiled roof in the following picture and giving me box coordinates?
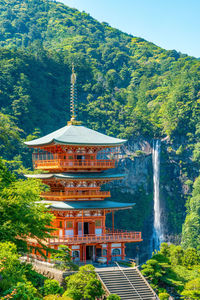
[41,200,135,210]
[25,125,126,147]
[25,170,125,180]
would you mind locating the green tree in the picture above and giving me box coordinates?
[65,265,102,300]
[0,113,22,158]
[158,292,170,300]
[14,281,39,300]
[181,278,200,299]
[43,296,72,300]
[43,279,64,296]
[107,294,121,300]
[52,245,72,270]
[83,278,104,300]
[169,245,184,265]
[182,177,200,250]
[182,248,199,268]
[0,242,24,292]
[0,159,54,252]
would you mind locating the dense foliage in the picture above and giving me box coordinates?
[0,158,54,252]
[142,243,200,299]
[0,0,200,142]
[181,176,200,250]
[0,242,104,299]
[0,242,47,299]
[64,265,104,300]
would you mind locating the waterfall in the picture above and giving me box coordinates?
[151,139,163,254]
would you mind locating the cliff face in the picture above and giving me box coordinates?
[106,139,154,261]
[106,137,196,262]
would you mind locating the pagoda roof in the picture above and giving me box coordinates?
[24,125,126,147]
[25,170,125,180]
[41,200,135,211]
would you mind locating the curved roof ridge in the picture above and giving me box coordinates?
[25,125,126,147]
[40,200,135,210]
[24,170,125,180]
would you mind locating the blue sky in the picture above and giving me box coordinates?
[58,0,200,58]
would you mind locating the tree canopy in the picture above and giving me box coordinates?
[0,158,54,252]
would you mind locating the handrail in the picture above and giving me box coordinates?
[41,190,110,198]
[34,158,115,169]
[135,266,159,299]
[49,231,142,245]
[115,262,143,300]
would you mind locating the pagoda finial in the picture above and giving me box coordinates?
[68,63,81,126]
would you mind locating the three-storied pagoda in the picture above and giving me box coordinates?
[25,67,142,263]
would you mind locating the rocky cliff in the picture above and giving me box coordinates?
[106,137,197,262]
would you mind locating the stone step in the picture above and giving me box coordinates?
[96,267,158,300]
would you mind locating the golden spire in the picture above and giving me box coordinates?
[68,63,81,125]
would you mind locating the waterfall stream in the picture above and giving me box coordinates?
[151,139,163,254]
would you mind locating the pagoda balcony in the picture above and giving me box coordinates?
[33,159,115,171]
[48,230,142,245]
[41,190,111,200]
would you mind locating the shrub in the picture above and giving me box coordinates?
[43,295,72,300]
[107,294,121,299]
[13,281,39,300]
[182,248,199,267]
[43,279,64,296]
[65,265,103,300]
[181,278,200,299]
[158,292,170,300]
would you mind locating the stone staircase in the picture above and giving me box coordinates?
[96,267,158,300]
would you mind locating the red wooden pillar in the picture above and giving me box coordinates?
[82,209,84,237]
[80,245,83,261]
[121,243,125,260]
[83,244,86,264]
[107,243,111,264]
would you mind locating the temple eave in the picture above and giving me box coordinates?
[41,200,135,211]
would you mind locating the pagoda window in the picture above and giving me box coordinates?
[78,222,83,236]
[76,155,85,160]
[95,219,102,236]
[95,220,101,227]
[72,250,79,258]
[112,248,121,256]
[66,221,73,229]
[65,221,74,237]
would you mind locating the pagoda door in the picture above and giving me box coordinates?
[84,222,89,235]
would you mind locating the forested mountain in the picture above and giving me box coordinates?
[0,0,200,261]
[1,0,200,141]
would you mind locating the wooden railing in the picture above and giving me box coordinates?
[33,159,115,170]
[49,231,142,245]
[41,190,110,200]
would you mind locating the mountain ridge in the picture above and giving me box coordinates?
[1,0,199,141]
